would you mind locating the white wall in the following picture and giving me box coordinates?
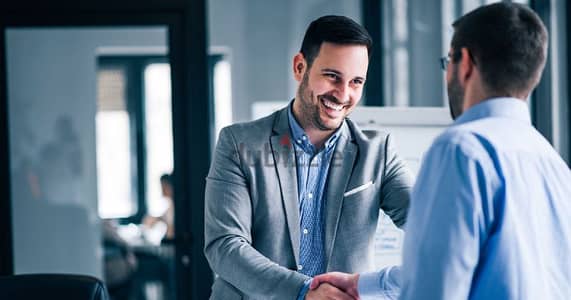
[6,27,167,277]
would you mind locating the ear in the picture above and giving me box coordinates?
[458,47,475,86]
[293,53,307,82]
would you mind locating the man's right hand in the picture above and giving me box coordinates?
[305,282,356,300]
[309,272,360,299]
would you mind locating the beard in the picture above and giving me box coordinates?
[296,71,342,131]
[447,65,465,120]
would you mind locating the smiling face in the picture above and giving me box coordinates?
[293,42,369,132]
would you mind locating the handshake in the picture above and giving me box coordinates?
[306,272,360,300]
[306,266,401,300]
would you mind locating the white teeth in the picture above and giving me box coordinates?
[322,99,343,111]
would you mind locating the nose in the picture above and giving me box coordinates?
[334,82,350,103]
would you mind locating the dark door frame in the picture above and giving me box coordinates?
[362,0,384,106]
[0,3,213,300]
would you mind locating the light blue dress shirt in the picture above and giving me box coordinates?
[288,104,341,299]
[359,98,571,299]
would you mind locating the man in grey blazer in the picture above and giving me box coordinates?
[205,15,413,300]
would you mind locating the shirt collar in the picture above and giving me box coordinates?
[454,97,531,126]
[287,101,342,153]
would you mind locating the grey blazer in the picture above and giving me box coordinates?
[204,106,412,300]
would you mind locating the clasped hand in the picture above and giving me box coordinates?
[306,272,360,300]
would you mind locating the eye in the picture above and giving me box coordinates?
[352,78,364,86]
[324,73,340,81]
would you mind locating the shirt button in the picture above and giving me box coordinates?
[298,265,303,271]
[302,135,307,140]
[308,193,313,199]
[297,139,302,144]
[303,228,309,235]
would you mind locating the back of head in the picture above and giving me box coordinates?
[160,173,173,186]
[300,15,372,68]
[451,2,548,98]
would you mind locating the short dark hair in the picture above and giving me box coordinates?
[300,15,373,68]
[451,2,548,96]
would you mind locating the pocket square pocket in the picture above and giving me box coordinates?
[343,181,374,197]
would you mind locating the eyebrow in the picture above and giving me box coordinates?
[321,68,366,82]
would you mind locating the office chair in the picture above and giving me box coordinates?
[0,274,110,300]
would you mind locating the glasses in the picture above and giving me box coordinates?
[440,50,477,71]
[440,54,452,71]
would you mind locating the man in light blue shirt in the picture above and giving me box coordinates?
[310,2,571,299]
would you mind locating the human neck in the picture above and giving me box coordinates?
[305,127,335,150]
[462,80,491,112]
[463,87,528,112]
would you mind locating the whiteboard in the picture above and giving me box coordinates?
[350,106,452,268]
[350,106,452,176]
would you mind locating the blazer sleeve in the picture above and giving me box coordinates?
[379,133,414,228]
[204,127,309,299]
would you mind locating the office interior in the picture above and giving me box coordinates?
[0,0,569,299]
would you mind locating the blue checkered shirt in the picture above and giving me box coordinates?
[287,105,341,279]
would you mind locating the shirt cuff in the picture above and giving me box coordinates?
[358,271,384,298]
[296,278,312,300]
[358,266,401,300]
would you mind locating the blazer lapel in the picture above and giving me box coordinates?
[270,107,301,265]
[324,124,357,266]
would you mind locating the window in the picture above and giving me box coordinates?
[144,63,174,217]
[96,56,173,220]
[210,53,233,143]
[376,0,529,108]
[96,54,227,219]
[96,67,135,218]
